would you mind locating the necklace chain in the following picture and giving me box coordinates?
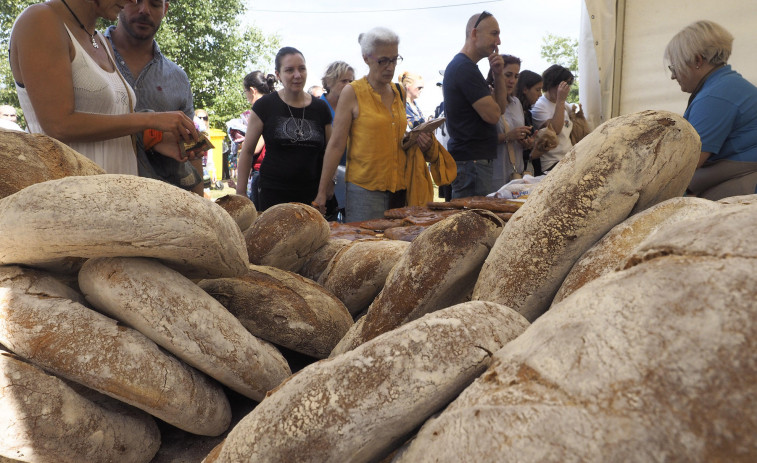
[60,0,99,49]
[285,101,307,143]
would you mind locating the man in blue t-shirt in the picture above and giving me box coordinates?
[443,11,508,199]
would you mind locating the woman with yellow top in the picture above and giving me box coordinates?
[313,27,454,222]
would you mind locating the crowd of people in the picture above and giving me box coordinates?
[5,1,757,215]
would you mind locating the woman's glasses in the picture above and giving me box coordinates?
[370,55,403,67]
[198,116,209,121]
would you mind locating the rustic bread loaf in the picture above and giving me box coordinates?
[396,205,757,462]
[318,239,409,316]
[382,225,426,242]
[79,257,291,400]
[244,203,330,272]
[473,110,701,321]
[330,210,504,356]
[215,194,257,231]
[199,265,353,359]
[0,175,249,279]
[552,196,721,304]
[0,266,231,436]
[0,130,104,200]
[204,301,530,463]
[717,193,757,205]
[0,348,160,463]
[298,238,351,281]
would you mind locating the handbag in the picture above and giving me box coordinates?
[501,116,523,180]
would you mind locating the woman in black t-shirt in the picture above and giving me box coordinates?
[236,47,332,211]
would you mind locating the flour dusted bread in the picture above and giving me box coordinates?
[0,175,248,278]
[318,239,409,316]
[244,203,330,272]
[205,301,529,463]
[79,257,291,400]
[552,196,721,304]
[199,265,352,359]
[473,110,701,321]
[397,204,757,462]
[331,210,504,355]
[0,349,160,463]
[0,130,104,200]
[215,194,257,231]
[298,238,351,281]
[0,266,231,436]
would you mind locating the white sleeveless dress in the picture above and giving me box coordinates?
[17,25,137,175]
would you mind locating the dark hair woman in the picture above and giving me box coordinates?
[515,70,544,175]
[235,47,332,211]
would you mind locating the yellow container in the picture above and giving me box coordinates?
[207,128,227,181]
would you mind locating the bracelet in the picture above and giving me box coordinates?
[143,129,163,150]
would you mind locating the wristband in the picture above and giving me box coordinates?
[143,129,163,150]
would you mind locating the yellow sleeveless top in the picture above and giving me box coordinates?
[345,77,408,192]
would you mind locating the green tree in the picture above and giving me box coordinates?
[540,33,579,103]
[0,0,279,130]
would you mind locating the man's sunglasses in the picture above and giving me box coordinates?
[474,10,493,29]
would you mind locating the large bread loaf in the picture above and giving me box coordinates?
[552,196,721,304]
[0,130,104,200]
[0,266,231,436]
[318,239,409,316]
[79,257,291,400]
[204,301,529,463]
[473,110,701,321]
[298,238,351,281]
[396,204,757,462]
[199,265,353,359]
[215,194,257,231]
[331,210,504,355]
[0,175,248,278]
[244,203,330,272]
[0,349,160,463]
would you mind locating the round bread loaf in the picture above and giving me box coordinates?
[717,193,757,205]
[0,130,104,200]
[331,210,504,356]
[552,196,721,304]
[0,266,231,436]
[473,110,701,322]
[397,205,757,462]
[244,203,330,273]
[298,238,351,282]
[0,349,160,463]
[199,265,353,359]
[0,175,249,279]
[215,194,257,231]
[79,257,291,400]
[205,301,530,463]
[318,239,409,316]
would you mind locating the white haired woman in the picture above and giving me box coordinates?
[665,20,757,199]
[313,27,455,222]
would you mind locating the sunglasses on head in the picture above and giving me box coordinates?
[473,10,493,29]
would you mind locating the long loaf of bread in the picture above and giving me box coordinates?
[0,266,231,436]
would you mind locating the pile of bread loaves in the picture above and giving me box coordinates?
[0,110,755,463]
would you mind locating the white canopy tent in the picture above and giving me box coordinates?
[578,0,757,130]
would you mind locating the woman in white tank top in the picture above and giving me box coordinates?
[9,0,199,175]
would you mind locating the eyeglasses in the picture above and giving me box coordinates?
[668,65,676,78]
[198,116,209,121]
[473,10,493,29]
[369,54,403,67]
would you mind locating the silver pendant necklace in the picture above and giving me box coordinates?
[60,0,99,49]
[285,101,307,143]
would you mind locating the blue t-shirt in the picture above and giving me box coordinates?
[320,93,347,166]
[442,53,497,161]
[684,65,757,163]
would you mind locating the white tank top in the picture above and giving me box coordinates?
[17,24,137,175]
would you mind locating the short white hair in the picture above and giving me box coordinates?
[664,20,733,79]
[358,27,400,56]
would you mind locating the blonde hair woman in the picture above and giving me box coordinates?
[665,20,757,199]
[399,71,425,128]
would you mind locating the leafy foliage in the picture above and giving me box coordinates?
[540,33,580,103]
[0,0,279,129]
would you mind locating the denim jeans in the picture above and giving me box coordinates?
[451,159,494,198]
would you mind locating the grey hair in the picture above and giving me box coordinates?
[321,61,355,91]
[664,20,733,79]
[358,27,400,56]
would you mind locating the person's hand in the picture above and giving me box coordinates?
[417,132,433,152]
[312,189,333,215]
[507,125,532,142]
[150,111,199,144]
[488,49,504,76]
[519,134,535,149]
[556,81,571,103]
[152,136,187,162]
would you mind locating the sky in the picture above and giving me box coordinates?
[242,0,582,117]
